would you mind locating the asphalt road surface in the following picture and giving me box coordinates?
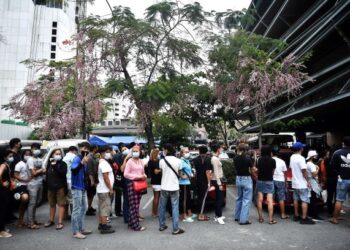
[1,186,350,250]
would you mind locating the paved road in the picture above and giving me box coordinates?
[1,186,350,250]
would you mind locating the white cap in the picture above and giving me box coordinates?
[306,150,318,161]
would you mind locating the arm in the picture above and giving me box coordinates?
[28,158,45,177]
[121,155,131,173]
[14,172,31,183]
[71,156,85,175]
[0,164,10,188]
[103,173,113,195]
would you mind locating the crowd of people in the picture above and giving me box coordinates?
[0,136,349,239]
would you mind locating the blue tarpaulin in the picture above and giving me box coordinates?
[88,136,109,146]
[89,136,148,146]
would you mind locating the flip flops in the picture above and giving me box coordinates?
[269,220,277,225]
[44,221,54,228]
[56,223,64,230]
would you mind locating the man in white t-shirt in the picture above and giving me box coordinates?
[290,142,315,225]
[272,147,288,219]
[156,143,185,235]
[96,146,115,234]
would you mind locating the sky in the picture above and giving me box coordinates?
[87,0,252,18]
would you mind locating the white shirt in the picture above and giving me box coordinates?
[14,161,30,186]
[290,154,307,189]
[306,162,317,179]
[273,156,287,182]
[160,156,182,191]
[63,152,76,184]
[211,156,224,185]
[97,159,114,194]
[27,156,44,185]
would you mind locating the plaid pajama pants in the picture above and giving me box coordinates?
[127,181,142,230]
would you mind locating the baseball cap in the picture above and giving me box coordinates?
[292,142,306,150]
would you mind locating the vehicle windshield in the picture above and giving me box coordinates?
[249,135,294,149]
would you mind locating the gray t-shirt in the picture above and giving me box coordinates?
[27,156,44,185]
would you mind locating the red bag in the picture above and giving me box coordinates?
[133,179,148,192]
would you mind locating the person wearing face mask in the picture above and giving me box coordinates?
[13,149,32,228]
[44,149,67,230]
[148,148,161,217]
[120,147,130,223]
[179,147,195,223]
[96,146,115,234]
[86,145,99,216]
[306,150,323,221]
[70,142,92,239]
[124,145,147,231]
[0,150,14,238]
[27,143,46,229]
[210,144,225,225]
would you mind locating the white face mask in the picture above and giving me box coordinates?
[184,153,190,159]
[33,149,41,156]
[54,155,62,161]
[7,157,14,163]
[122,149,129,156]
[24,156,30,162]
[132,152,140,158]
[104,153,112,160]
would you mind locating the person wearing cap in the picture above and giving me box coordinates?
[330,136,350,225]
[305,150,323,221]
[290,142,315,225]
[272,146,289,220]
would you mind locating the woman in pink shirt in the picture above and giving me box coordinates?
[124,145,147,231]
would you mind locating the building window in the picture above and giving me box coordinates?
[115,113,119,117]
[52,29,57,35]
[75,6,79,15]
[50,53,56,59]
[52,21,57,28]
[108,121,113,126]
[115,120,120,125]
[51,45,56,51]
[51,36,56,43]
[100,121,106,126]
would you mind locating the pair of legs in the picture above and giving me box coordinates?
[256,181,275,223]
[327,178,337,215]
[197,185,209,221]
[179,185,193,219]
[152,188,161,217]
[159,190,180,232]
[0,187,12,236]
[27,183,43,229]
[114,187,123,216]
[234,176,253,224]
[127,181,143,231]
[212,181,223,218]
[71,189,88,238]
[274,181,288,219]
[331,179,350,224]
[17,192,29,227]
[46,188,66,229]
[293,189,310,219]
[87,185,96,213]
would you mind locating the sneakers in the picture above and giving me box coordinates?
[159,225,168,231]
[172,228,185,235]
[214,216,225,225]
[86,208,96,216]
[300,218,315,225]
[100,224,115,234]
[0,231,13,238]
[98,224,112,230]
[183,217,194,223]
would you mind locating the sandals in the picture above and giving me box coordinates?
[329,219,339,225]
[198,215,210,221]
[73,233,86,239]
[56,223,64,230]
[281,215,290,219]
[269,220,277,225]
[28,224,40,229]
[134,226,146,231]
[258,218,264,223]
[44,221,55,228]
[16,223,27,228]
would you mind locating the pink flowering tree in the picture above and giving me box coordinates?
[210,31,310,146]
[4,33,106,139]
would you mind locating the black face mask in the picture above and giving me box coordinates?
[81,151,89,157]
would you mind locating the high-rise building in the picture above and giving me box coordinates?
[0,0,86,139]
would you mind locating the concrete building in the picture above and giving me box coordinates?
[0,0,86,139]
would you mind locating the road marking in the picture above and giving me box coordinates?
[142,196,154,210]
[227,187,237,199]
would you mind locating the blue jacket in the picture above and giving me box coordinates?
[71,155,87,191]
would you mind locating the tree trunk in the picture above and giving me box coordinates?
[144,118,155,151]
[82,99,87,139]
[258,125,263,149]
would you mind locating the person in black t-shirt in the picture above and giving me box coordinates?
[148,148,161,217]
[234,143,254,225]
[330,136,350,224]
[193,146,212,221]
[255,145,276,224]
[86,145,98,216]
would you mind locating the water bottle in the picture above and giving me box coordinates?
[14,192,21,200]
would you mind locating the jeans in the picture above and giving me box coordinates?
[159,190,180,232]
[71,189,87,234]
[235,176,253,224]
[336,179,350,202]
[27,183,43,224]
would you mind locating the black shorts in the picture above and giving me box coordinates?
[87,185,96,198]
[13,185,29,195]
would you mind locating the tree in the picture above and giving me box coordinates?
[3,34,106,139]
[82,1,208,149]
[210,31,310,147]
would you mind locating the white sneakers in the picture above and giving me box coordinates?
[214,216,225,225]
[0,231,13,238]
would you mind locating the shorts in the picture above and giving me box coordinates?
[66,183,72,204]
[152,185,161,192]
[13,185,29,195]
[257,180,274,194]
[87,185,96,198]
[48,188,66,207]
[336,179,350,202]
[293,188,310,203]
[274,181,286,201]
[98,192,111,217]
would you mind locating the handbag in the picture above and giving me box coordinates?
[133,179,148,193]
